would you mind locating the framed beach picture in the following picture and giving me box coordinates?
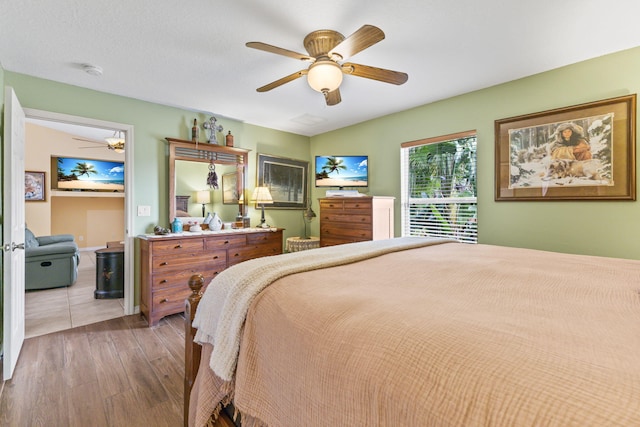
[495,94,636,201]
[25,171,46,201]
[257,153,308,209]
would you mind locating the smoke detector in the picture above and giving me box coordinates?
[82,64,103,76]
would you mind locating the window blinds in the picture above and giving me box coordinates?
[400,131,477,244]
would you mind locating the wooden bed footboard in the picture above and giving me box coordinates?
[184,274,205,427]
[184,274,237,427]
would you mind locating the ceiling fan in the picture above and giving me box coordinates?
[74,131,125,153]
[246,25,408,106]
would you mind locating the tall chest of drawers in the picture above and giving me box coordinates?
[319,196,394,247]
[138,229,283,326]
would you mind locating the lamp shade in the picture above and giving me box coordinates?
[195,190,210,204]
[250,186,274,204]
[303,206,316,221]
[307,60,343,93]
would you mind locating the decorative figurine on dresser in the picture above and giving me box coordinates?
[319,196,394,247]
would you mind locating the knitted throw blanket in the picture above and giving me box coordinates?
[193,236,452,381]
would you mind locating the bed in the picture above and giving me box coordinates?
[184,237,640,427]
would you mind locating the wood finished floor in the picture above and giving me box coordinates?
[0,313,186,427]
[26,250,125,338]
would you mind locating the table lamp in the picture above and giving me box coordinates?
[251,186,274,228]
[195,190,210,217]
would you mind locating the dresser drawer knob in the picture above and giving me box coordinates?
[160,298,168,304]
[213,255,219,259]
[159,279,167,284]
[233,253,240,257]
[224,240,230,244]
[174,244,182,249]
[160,262,168,266]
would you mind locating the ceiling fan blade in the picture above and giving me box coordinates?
[329,25,385,60]
[73,137,105,145]
[257,69,308,92]
[246,42,314,62]
[324,89,341,106]
[343,62,408,85]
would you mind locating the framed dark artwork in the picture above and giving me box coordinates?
[25,171,46,201]
[495,94,636,201]
[257,153,308,209]
[222,173,239,204]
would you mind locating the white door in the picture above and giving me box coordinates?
[2,87,26,380]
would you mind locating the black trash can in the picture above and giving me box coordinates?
[95,247,124,299]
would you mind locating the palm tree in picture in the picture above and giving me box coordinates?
[70,162,98,179]
[321,157,347,175]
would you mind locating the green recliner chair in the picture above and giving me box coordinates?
[25,228,80,290]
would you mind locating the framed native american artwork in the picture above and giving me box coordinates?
[495,94,636,201]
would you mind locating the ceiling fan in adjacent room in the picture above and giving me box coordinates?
[74,131,125,153]
[246,24,408,106]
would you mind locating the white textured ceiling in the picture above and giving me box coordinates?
[3,0,640,137]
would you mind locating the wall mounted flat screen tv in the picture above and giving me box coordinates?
[51,156,125,192]
[315,155,368,188]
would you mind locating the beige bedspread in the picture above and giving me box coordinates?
[192,242,640,427]
[193,236,451,381]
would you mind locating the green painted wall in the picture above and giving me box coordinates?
[1,72,310,317]
[3,73,310,234]
[2,46,640,348]
[310,46,640,260]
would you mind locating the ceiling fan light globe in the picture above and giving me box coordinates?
[105,135,125,153]
[307,60,343,93]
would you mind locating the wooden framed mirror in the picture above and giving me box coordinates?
[167,138,249,223]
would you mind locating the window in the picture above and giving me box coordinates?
[401,130,477,243]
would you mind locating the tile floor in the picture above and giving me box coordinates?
[25,249,125,338]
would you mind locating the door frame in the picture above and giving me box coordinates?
[23,108,135,315]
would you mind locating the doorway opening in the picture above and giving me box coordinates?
[22,109,134,337]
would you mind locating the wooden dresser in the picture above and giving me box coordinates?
[138,229,283,326]
[319,196,394,247]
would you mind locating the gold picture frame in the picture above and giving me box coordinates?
[495,94,636,201]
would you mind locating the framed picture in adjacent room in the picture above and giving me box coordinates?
[25,171,46,201]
